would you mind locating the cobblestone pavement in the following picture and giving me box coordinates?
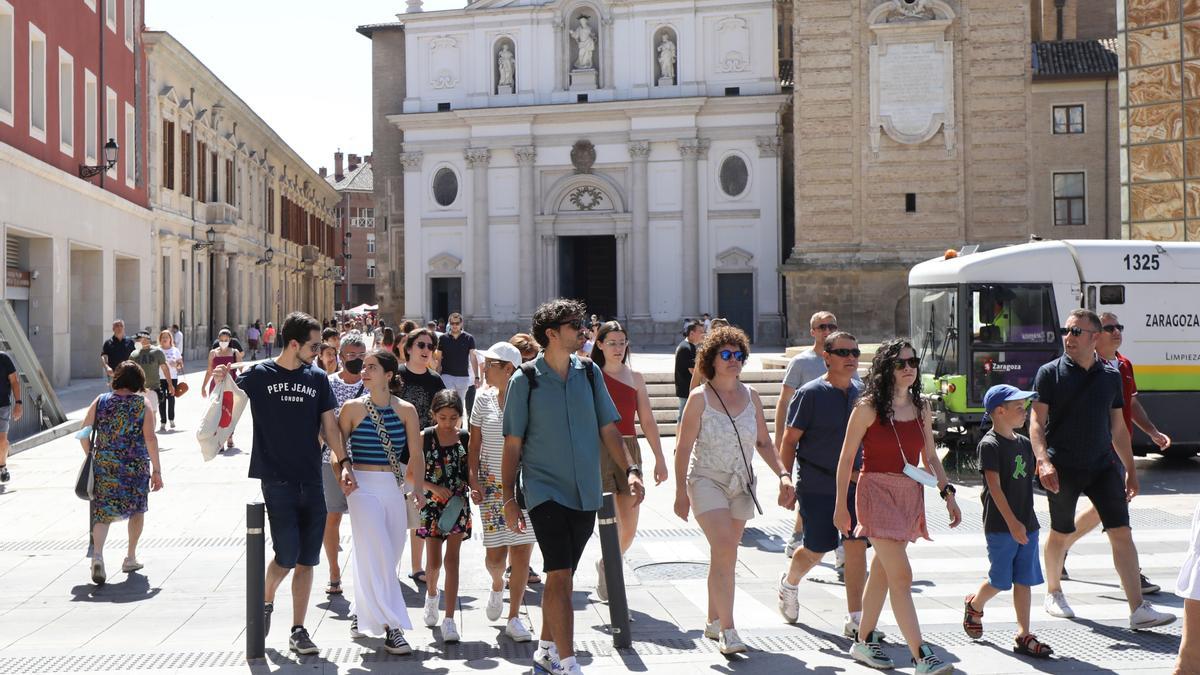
[0,367,1195,674]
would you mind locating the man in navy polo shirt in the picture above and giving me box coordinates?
[1031,308,1174,629]
[776,331,872,640]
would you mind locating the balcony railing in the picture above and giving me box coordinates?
[350,217,376,228]
[302,245,319,263]
[205,202,238,225]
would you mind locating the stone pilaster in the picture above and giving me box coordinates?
[465,147,492,319]
[678,138,709,318]
[628,140,651,318]
[515,145,537,318]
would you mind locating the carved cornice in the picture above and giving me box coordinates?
[399,151,424,172]
[628,140,651,160]
[464,147,492,168]
[756,136,782,158]
[677,138,710,159]
[514,145,537,166]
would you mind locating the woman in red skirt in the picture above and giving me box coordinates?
[834,338,961,674]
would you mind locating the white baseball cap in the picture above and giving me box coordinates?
[478,341,522,368]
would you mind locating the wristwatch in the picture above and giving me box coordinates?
[939,484,957,501]
[625,464,642,478]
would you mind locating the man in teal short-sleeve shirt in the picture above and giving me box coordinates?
[500,298,645,675]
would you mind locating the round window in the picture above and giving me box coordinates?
[719,155,749,197]
[432,168,459,207]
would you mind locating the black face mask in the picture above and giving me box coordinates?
[343,358,364,375]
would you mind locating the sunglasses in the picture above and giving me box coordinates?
[1101,324,1125,333]
[603,340,628,348]
[412,341,434,350]
[1058,326,1098,337]
[485,359,508,369]
[827,348,860,358]
[449,322,462,326]
[894,357,921,370]
[718,349,747,362]
[556,318,585,331]
[814,323,838,332]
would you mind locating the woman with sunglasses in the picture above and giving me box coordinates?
[673,325,794,655]
[834,338,960,674]
[590,321,668,604]
[398,326,447,586]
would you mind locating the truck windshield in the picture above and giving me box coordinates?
[910,286,958,377]
[967,284,1060,404]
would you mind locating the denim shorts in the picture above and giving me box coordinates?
[261,480,327,568]
[0,404,11,434]
[799,484,867,554]
[985,528,1044,591]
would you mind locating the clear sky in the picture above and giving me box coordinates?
[145,0,465,174]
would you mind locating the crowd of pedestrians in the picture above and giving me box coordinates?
[49,299,1200,675]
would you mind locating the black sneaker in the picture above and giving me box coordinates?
[289,626,319,655]
[1141,573,1161,595]
[383,627,412,655]
[263,602,273,636]
[0,465,9,482]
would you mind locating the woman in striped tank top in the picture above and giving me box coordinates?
[337,349,425,657]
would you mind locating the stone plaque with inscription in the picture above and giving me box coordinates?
[867,0,957,156]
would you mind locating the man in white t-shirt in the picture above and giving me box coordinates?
[775,311,839,558]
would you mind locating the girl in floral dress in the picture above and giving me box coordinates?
[80,361,162,585]
[418,390,472,643]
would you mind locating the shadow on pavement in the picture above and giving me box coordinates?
[708,650,835,673]
[981,639,1118,674]
[69,571,162,603]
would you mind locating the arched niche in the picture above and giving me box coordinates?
[653,26,678,86]
[494,37,516,95]
[565,3,605,90]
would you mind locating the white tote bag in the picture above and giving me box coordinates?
[196,376,248,461]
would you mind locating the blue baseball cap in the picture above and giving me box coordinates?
[982,384,1035,423]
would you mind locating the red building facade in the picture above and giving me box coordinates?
[0,0,147,207]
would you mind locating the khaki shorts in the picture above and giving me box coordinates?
[687,469,755,521]
[601,436,643,494]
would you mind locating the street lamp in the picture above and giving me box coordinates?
[256,247,274,331]
[193,227,216,251]
[342,231,352,311]
[255,246,274,265]
[79,138,119,179]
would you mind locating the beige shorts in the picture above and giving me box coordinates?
[686,469,755,521]
[601,437,643,495]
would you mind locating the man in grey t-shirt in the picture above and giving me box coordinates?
[774,311,839,557]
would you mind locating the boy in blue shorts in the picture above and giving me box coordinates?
[962,385,1053,659]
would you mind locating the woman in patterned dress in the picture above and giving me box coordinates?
[467,341,537,642]
[79,361,162,585]
[417,389,472,643]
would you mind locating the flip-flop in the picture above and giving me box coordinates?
[409,570,427,585]
[326,579,342,595]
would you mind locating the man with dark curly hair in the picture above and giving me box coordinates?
[501,298,645,675]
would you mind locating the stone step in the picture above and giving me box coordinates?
[640,369,782,385]
[645,381,784,397]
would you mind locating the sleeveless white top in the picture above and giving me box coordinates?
[690,383,757,493]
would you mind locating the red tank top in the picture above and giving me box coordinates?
[212,353,237,368]
[861,416,924,473]
[603,371,638,436]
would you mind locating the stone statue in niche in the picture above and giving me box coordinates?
[572,16,596,70]
[497,43,515,94]
[657,33,677,86]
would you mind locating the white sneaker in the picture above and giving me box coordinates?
[1130,600,1176,630]
[505,616,533,642]
[595,558,608,602]
[169,420,175,430]
[719,628,747,654]
[843,616,859,638]
[1043,591,1075,619]
[703,619,720,641]
[423,592,440,627]
[533,644,560,673]
[121,556,143,573]
[486,589,504,622]
[557,657,584,675]
[777,573,799,623]
[441,617,460,643]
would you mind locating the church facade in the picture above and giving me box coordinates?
[384,0,788,344]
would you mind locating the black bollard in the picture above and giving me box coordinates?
[597,492,631,649]
[246,502,266,660]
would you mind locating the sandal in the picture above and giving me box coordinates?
[527,567,542,585]
[409,570,427,585]
[326,579,342,595]
[962,594,984,639]
[1013,633,1053,659]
